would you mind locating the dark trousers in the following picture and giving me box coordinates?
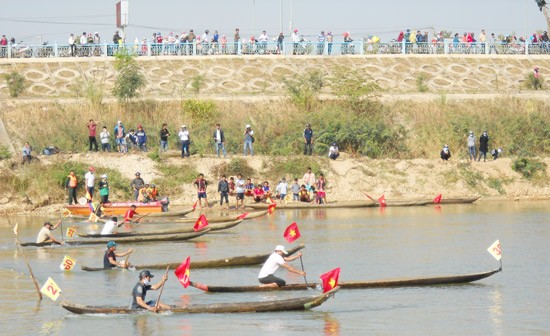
[304,141,313,155]
[89,136,98,151]
[258,274,286,286]
[67,187,77,205]
[100,195,109,204]
[181,140,190,157]
[219,191,229,205]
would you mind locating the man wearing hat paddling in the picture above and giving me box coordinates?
[258,245,305,287]
[36,220,63,244]
[131,270,170,312]
[104,241,134,269]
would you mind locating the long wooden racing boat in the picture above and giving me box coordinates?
[77,219,242,238]
[61,286,338,314]
[434,196,480,204]
[64,202,193,216]
[173,210,268,223]
[21,228,210,247]
[246,200,376,209]
[81,243,305,271]
[189,267,502,292]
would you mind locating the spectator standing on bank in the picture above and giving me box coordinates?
[159,123,170,152]
[244,124,254,156]
[218,175,230,209]
[99,174,109,204]
[136,125,147,152]
[68,34,76,56]
[86,119,99,151]
[478,131,489,162]
[65,170,78,205]
[178,125,190,158]
[114,120,125,153]
[467,131,476,162]
[84,166,96,202]
[22,142,32,164]
[100,126,111,152]
[213,123,227,158]
[131,172,145,201]
[303,123,313,155]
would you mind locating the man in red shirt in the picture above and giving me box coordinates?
[124,205,139,223]
[86,119,99,151]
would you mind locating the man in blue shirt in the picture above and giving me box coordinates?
[303,123,313,155]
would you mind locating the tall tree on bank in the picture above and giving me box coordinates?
[112,49,145,102]
[536,0,550,32]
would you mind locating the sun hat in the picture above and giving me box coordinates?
[101,174,107,178]
[107,241,117,248]
[246,124,251,128]
[182,125,186,128]
[275,245,288,255]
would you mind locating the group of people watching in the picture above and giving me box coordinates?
[441,129,502,162]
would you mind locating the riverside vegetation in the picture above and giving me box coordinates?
[0,68,549,211]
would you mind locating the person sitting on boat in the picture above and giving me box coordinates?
[253,184,265,203]
[298,185,310,203]
[258,245,306,287]
[244,178,255,197]
[101,217,123,235]
[124,205,139,223]
[131,270,170,312]
[103,241,134,269]
[149,184,159,201]
[36,221,63,244]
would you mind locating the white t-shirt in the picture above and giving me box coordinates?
[36,227,52,243]
[258,252,285,278]
[215,129,222,143]
[178,130,189,141]
[85,172,95,188]
[101,220,118,235]
[100,131,110,144]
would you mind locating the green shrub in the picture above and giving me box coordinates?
[155,164,198,191]
[525,72,543,90]
[487,177,506,194]
[190,75,205,94]
[282,70,324,112]
[212,158,256,179]
[416,73,429,92]
[0,146,12,160]
[4,71,26,97]
[512,157,547,179]
[182,99,218,121]
[112,49,146,101]
[147,151,161,162]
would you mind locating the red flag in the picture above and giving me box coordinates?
[378,195,386,207]
[174,256,191,288]
[283,222,301,243]
[192,200,198,210]
[433,194,442,204]
[193,214,209,231]
[237,212,249,220]
[268,203,277,214]
[320,267,340,293]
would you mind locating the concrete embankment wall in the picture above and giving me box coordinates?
[0,55,548,98]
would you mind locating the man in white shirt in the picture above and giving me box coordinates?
[291,29,299,54]
[68,34,76,56]
[235,173,245,209]
[258,245,305,287]
[101,217,121,235]
[178,125,190,158]
[84,166,96,201]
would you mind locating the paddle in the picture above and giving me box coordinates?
[154,266,170,312]
[132,212,152,223]
[122,248,134,269]
[299,254,312,290]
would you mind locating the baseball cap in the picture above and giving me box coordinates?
[246,124,251,128]
[107,241,117,248]
[275,245,288,255]
[43,221,52,226]
[181,125,186,128]
[139,270,155,279]
[118,120,122,124]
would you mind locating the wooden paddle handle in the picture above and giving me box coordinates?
[154,265,170,311]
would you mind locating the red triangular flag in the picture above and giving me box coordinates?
[237,212,249,220]
[283,222,301,243]
[192,200,198,210]
[174,256,191,288]
[268,203,277,214]
[433,194,442,204]
[378,195,386,207]
[193,214,209,231]
[320,267,341,293]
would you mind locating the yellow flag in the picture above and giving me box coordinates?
[60,255,77,271]
[88,213,99,223]
[66,227,77,238]
[40,277,62,301]
[62,208,72,217]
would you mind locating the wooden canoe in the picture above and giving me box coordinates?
[173,210,268,223]
[21,228,210,247]
[61,286,338,314]
[246,200,376,209]
[77,219,242,238]
[435,196,480,204]
[80,243,305,271]
[190,268,502,292]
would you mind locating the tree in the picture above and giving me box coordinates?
[535,0,550,32]
[112,49,146,101]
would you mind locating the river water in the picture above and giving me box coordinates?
[1,201,548,335]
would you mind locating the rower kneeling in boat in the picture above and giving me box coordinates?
[104,241,133,269]
[36,220,64,245]
[258,245,305,287]
[131,270,170,312]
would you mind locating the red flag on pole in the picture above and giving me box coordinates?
[193,214,209,231]
[283,222,301,243]
[320,267,341,293]
[174,256,191,288]
[237,212,249,220]
[268,203,277,214]
[378,195,386,207]
[433,194,442,204]
[192,200,198,211]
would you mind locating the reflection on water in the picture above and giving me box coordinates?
[489,288,503,336]
[323,313,341,336]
